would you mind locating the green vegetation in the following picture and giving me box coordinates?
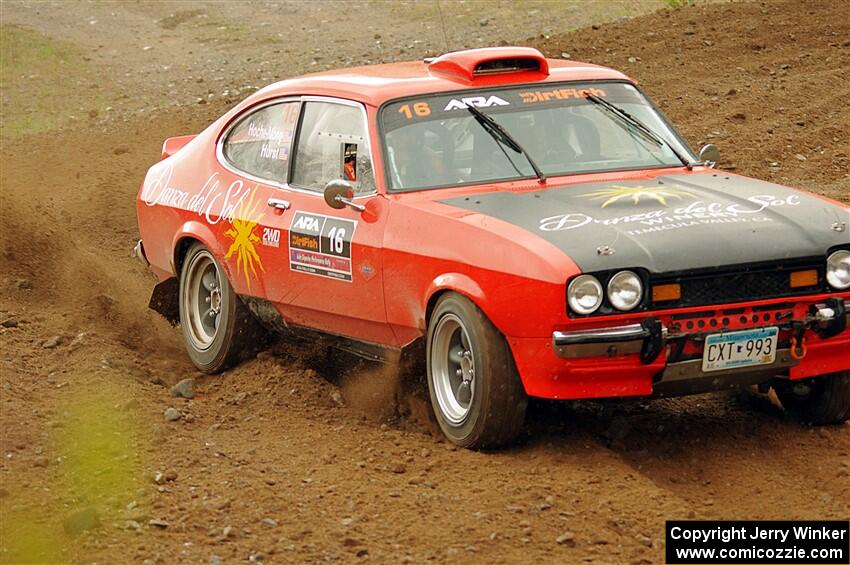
[0,25,94,137]
[663,0,695,8]
[0,379,149,562]
[193,15,252,44]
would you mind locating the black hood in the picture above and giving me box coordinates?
[441,173,849,273]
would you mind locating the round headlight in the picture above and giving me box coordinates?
[607,270,644,311]
[826,250,850,290]
[568,275,603,315]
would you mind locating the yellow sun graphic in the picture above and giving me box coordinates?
[223,187,265,289]
[581,185,694,208]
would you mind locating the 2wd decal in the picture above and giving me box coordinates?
[261,227,281,248]
[288,211,357,282]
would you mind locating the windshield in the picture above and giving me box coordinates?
[380,81,696,191]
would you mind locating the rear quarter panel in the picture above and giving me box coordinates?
[135,115,271,297]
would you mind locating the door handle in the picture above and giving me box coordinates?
[267,198,291,210]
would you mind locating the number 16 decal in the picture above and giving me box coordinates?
[328,226,346,255]
[288,211,358,282]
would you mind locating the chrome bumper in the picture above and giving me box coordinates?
[133,239,150,268]
[552,321,665,361]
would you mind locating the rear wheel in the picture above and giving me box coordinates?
[772,371,850,425]
[426,293,527,448]
[179,243,262,373]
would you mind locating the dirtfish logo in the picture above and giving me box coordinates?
[444,96,510,111]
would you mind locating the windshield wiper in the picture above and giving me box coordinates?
[466,104,547,184]
[584,94,695,169]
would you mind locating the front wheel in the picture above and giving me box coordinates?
[426,293,527,449]
[772,371,850,425]
[179,243,263,373]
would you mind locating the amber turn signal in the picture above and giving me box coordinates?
[790,269,818,288]
[652,283,681,302]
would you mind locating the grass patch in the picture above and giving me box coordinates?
[0,25,92,138]
[0,378,149,563]
[664,0,695,8]
[192,15,253,44]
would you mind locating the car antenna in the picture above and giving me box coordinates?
[436,0,450,54]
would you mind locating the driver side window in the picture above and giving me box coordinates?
[291,101,376,194]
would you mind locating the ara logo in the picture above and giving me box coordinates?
[443,96,510,111]
[292,213,322,233]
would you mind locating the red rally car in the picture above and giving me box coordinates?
[135,47,850,448]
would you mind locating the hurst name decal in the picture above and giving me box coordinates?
[288,211,357,282]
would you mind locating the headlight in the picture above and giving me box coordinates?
[826,250,850,289]
[607,270,643,311]
[568,275,603,315]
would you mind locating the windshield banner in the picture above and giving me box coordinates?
[383,82,642,131]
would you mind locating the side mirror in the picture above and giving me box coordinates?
[323,180,365,212]
[698,144,720,167]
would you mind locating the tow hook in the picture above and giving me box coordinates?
[790,321,807,361]
[790,336,808,360]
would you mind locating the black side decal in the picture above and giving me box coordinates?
[288,211,357,282]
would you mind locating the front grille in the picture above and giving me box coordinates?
[651,259,826,309]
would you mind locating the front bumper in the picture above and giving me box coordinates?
[553,320,666,363]
[511,297,850,400]
[133,239,150,268]
[552,298,848,361]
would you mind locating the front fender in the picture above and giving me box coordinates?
[423,273,488,325]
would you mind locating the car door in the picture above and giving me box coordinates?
[273,97,393,345]
[215,98,301,300]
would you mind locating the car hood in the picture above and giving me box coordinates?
[440,173,850,273]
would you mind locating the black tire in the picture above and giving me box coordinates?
[178,243,263,373]
[426,293,527,448]
[773,371,850,425]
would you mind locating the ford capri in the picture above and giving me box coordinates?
[135,47,850,448]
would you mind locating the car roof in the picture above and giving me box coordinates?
[248,47,633,108]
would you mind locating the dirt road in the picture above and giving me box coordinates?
[1,1,848,563]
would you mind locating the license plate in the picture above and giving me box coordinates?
[702,327,779,372]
